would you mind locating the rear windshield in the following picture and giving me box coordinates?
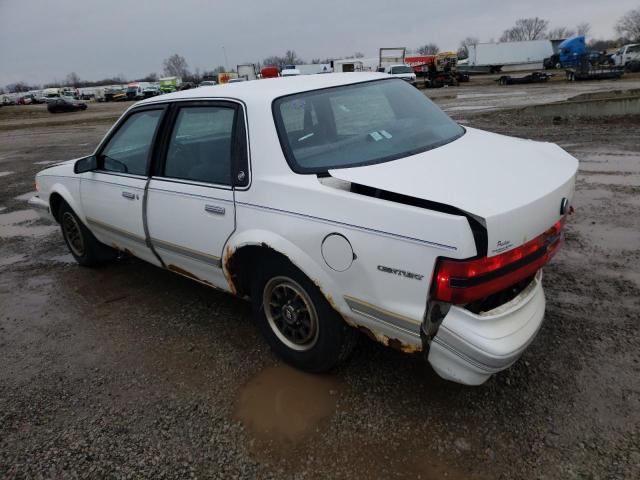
[391,65,413,74]
[273,79,464,173]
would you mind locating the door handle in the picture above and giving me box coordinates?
[204,204,225,215]
[122,191,136,200]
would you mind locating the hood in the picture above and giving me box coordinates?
[329,127,578,257]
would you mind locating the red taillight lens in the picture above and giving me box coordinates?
[432,217,566,304]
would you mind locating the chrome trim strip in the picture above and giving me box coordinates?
[147,185,234,203]
[344,296,421,336]
[150,237,222,266]
[80,176,146,190]
[85,217,147,245]
[236,202,457,251]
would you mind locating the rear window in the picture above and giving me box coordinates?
[273,79,464,173]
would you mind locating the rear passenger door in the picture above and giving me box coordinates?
[146,101,248,290]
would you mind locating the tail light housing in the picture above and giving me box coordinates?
[431,217,566,305]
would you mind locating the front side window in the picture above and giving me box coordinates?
[101,109,163,175]
[273,79,464,173]
[163,106,236,185]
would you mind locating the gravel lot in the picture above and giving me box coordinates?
[1,80,639,479]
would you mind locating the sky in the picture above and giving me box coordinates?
[0,0,636,86]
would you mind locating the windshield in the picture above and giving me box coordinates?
[273,79,464,173]
[390,65,413,74]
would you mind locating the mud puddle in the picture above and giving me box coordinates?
[14,191,36,202]
[0,253,27,268]
[235,364,343,443]
[0,171,14,177]
[576,151,640,173]
[583,174,640,187]
[0,209,57,238]
[571,222,640,250]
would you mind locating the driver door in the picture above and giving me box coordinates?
[80,105,166,265]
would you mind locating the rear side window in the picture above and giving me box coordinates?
[273,79,464,173]
[101,109,163,175]
[163,106,236,185]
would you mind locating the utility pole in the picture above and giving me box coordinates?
[222,46,229,71]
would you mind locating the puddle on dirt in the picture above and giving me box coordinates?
[457,91,527,99]
[0,253,27,268]
[33,161,57,165]
[0,209,58,238]
[583,174,640,187]
[49,253,75,264]
[577,151,640,173]
[14,191,36,202]
[235,364,343,443]
[571,223,640,251]
[0,171,15,177]
[446,105,496,112]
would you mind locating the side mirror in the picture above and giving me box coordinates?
[74,155,97,174]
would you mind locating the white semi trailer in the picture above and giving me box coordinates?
[463,40,554,73]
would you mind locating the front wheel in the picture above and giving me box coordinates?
[59,202,116,267]
[251,257,357,372]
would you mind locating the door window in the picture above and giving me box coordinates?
[164,106,236,185]
[101,109,163,175]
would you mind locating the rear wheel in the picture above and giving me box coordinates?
[59,201,116,267]
[251,256,357,372]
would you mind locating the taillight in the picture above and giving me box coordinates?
[431,217,566,304]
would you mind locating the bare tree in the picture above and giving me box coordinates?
[458,37,479,58]
[500,17,549,42]
[416,43,439,55]
[5,82,31,93]
[163,54,190,78]
[616,7,640,42]
[352,52,365,58]
[65,72,81,87]
[310,58,322,64]
[576,22,591,37]
[284,50,302,65]
[547,26,575,40]
[139,72,158,82]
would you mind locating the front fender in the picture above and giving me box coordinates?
[223,229,349,316]
[47,179,83,221]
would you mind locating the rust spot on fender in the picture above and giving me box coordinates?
[167,264,214,287]
[357,326,422,354]
[222,244,237,295]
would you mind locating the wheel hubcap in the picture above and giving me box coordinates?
[62,212,85,257]
[263,276,319,351]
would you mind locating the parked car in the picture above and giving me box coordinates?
[29,73,578,385]
[47,97,87,113]
[379,64,417,86]
[198,80,217,87]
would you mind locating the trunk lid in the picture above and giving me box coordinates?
[329,127,578,257]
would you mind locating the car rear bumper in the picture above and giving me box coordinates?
[427,270,545,385]
[28,195,55,222]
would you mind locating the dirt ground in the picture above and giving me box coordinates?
[1,80,639,479]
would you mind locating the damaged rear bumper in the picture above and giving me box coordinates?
[427,271,545,385]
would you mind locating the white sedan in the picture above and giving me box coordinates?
[30,73,578,385]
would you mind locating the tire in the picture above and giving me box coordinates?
[58,201,117,267]
[251,256,357,372]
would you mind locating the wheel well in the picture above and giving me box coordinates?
[225,244,297,298]
[49,192,64,222]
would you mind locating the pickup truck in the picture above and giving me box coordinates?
[612,43,640,68]
[29,73,577,385]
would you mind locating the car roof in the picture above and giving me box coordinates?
[137,72,389,106]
